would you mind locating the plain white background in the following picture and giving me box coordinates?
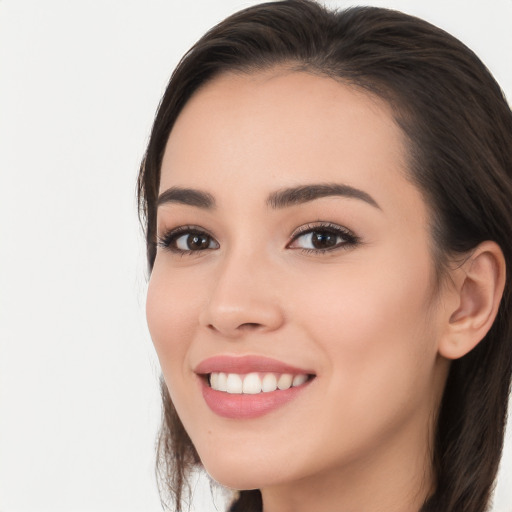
[0,1,511,511]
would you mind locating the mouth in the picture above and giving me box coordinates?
[206,371,313,394]
[195,355,316,419]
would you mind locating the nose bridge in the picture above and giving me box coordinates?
[200,243,284,337]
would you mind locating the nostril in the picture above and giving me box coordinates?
[239,322,263,330]
[207,322,265,336]
[206,321,264,335]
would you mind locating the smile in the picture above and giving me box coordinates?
[196,355,315,419]
[209,372,309,394]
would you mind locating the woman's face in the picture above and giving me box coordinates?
[146,70,451,493]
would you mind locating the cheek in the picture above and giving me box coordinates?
[280,255,441,469]
[292,249,438,395]
[145,261,200,377]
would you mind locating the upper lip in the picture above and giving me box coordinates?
[194,355,314,375]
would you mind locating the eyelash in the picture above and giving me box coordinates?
[287,222,359,254]
[157,222,359,256]
[157,225,218,256]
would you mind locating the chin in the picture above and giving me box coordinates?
[204,467,275,491]
[199,449,291,490]
[206,470,261,491]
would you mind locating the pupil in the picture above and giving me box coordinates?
[188,234,209,250]
[312,231,337,249]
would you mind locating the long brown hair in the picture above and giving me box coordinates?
[138,1,512,510]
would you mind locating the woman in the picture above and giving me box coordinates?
[138,1,512,510]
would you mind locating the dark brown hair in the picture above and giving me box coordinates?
[137,1,512,511]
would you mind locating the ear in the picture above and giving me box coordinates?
[438,241,506,360]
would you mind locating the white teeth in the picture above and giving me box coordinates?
[226,373,243,394]
[217,372,227,392]
[209,372,219,389]
[292,374,308,387]
[277,373,293,390]
[261,373,277,392]
[209,372,310,394]
[242,373,262,394]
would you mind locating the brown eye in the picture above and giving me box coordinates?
[181,233,210,250]
[158,227,220,253]
[310,231,339,249]
[174,232,218,251]
[288,224,358,253]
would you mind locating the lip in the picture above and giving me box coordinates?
[194,354,314,375]
[195,355,315,420]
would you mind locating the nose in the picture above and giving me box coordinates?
[199,251,285,338]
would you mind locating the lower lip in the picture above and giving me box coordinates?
[200,378,312,419]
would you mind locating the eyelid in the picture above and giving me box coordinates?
[157,225,219,254]
[289,221,356,239]
[156,221,359,255]
[287,221,359,252]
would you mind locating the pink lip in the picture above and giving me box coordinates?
[195,355,315,420]
[194,355,313,375]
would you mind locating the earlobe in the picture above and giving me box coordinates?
[439,241,506,360]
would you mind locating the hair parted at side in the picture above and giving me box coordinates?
[137,1,512,511]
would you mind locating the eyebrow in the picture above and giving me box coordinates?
[157,187,216,209]
[156,182,380,211]
[267,183,381,210]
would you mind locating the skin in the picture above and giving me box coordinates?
[146,70,460,512]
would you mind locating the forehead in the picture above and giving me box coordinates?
[160,69,425,222]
